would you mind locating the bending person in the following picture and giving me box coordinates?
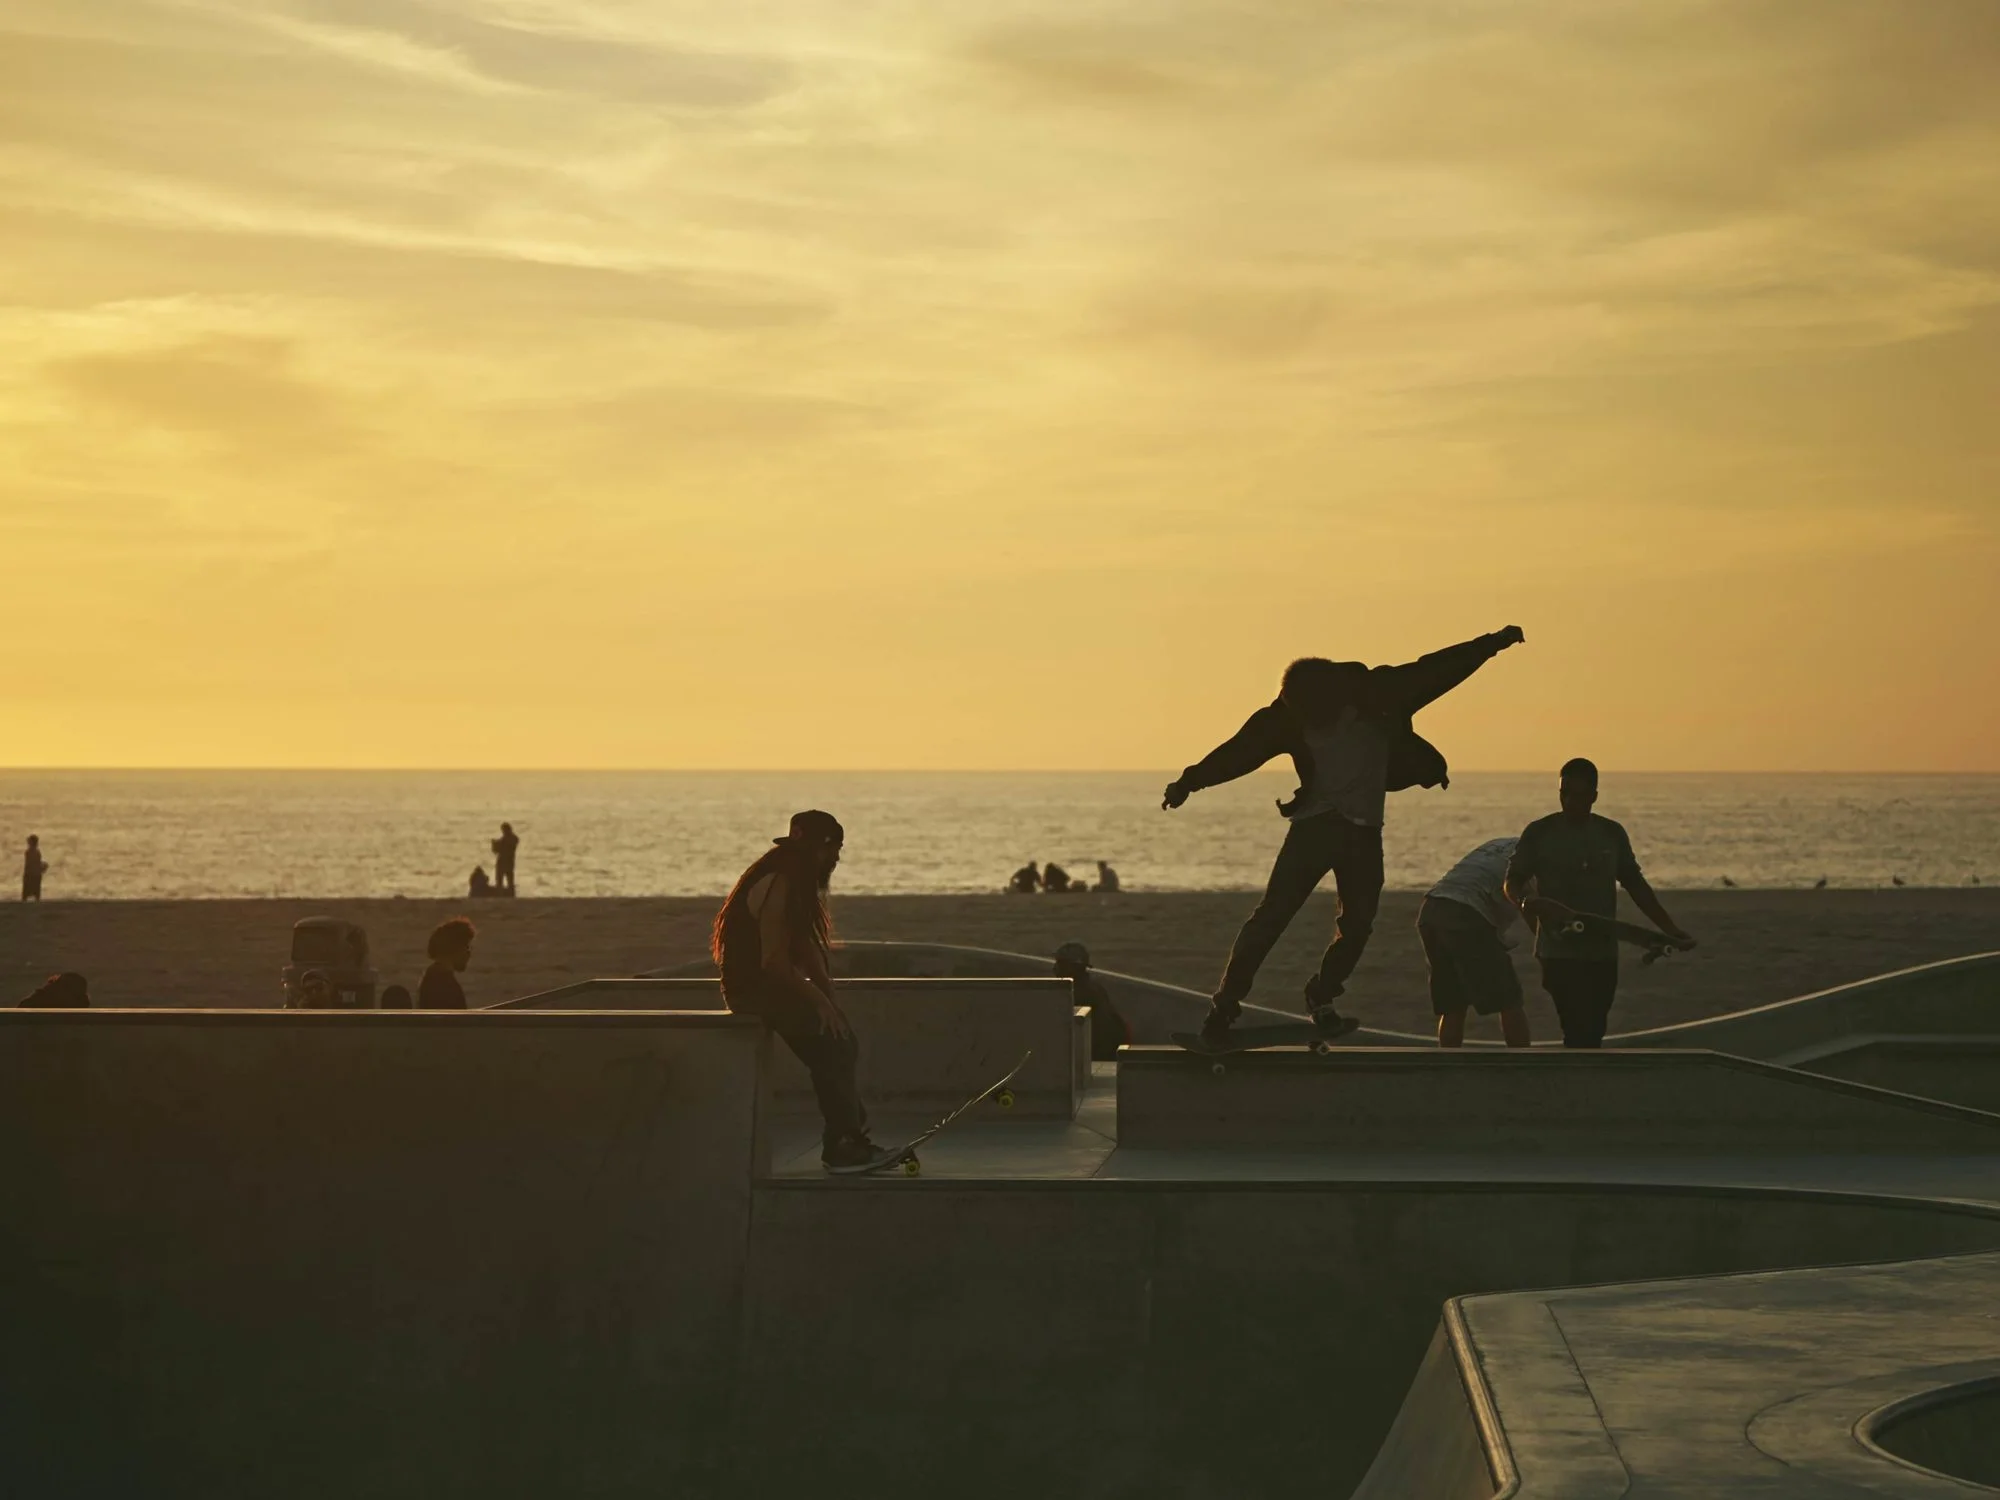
[1421,837,1531,1048]
[714,810,883,1171]
[1163,626,1525,1044]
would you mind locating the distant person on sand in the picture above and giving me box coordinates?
[1421,837,1531,1048]
[1007,861,1041,895]
[1042,861,1074,894]
[22,835,47,902]
[1095,861,1121,893]
[492,823,519,894]
[1505,759,1695,1048]
[468,865,492,899]
[419,917,477,1009]
[1162,626,1527,1046]
[1053,942,1131,1060]
[18,972,88,1007]
[714,810,884,1171]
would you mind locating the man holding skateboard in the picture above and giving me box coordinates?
[1163,626,1527,1045]
[714,810,885,1170]
[1504,759,1696,1048]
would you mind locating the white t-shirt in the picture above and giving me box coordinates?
[1287,709,1391,827]
[1427,836,1522,939]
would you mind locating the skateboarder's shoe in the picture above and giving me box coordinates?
[1200,997,1242,1047]
[1304,980,1357,1038]
[821,1132,889,1171]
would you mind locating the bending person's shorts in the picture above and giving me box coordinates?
[1417,895,1523,1016]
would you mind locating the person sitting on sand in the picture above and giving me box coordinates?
[1042,861,1074,894]
[1053,942,1131,1060]
[1007,861,1041,894]
[18,972,88,1007]
[1504,758,1695,1048]
[419,917,476,1009]
[714,810,884,1172]
[468,865,492,899]
[1095,861,1121,893]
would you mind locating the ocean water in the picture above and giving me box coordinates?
[1,771,1995,900]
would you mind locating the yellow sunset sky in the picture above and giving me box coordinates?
[3,0,1997,770]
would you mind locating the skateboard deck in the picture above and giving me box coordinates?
[1171,1014,1363,1060]
[1552,908,1689,966]
[826,1051,1033,1177]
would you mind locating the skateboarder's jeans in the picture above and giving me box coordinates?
[734,987,867,1145]
[1215,811,1383,1006]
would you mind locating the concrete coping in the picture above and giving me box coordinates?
[0,1007,763,1029]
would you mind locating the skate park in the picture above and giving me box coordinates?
[4,949,1999,1498]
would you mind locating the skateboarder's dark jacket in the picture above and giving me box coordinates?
[1175,631,1514,816]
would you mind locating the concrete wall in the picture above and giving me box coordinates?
[1115,1046,2000,1153]
[1348,1323,1498,1500]
[1871,1377,2000,1489]
[499,976,1084,1118]
[731,1180,2000,1500]
[0,1008,762,1499]
[1791,1038,2000,1115]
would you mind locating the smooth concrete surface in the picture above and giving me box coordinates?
[732,1180,2000,1500]
[1348,1323,1499,1500]
[0,1008,763,1498]
[1393,1252,2000,1499]
[1115,1046,2000,1153]
[1870,1373,2000,1490]
[1790,1036,2000,1115]
[502,975,1086,1118]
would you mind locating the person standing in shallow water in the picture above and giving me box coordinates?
[714,810,883,1171]
[22,836,47,901]
[1163,627,1526,1044]
[419,917,476,1009]
[1505,758,1695,1048]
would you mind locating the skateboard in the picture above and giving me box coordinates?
[1170,1016,1363,1071]
[826,1051,1033,1177]
[1547,906,1690,966]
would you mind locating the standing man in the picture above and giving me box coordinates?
[22,835,47,901]
[1420,836,1531,1048]
[713,810,883,1171]
[1504,758,1695,1048]
[418,917,477,1008]
[1163,626,1526,1044]
[491,823,519,895]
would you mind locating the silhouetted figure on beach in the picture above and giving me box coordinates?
[419,917,476,1009]
[1095,861,1121,893]
[468,865,492,899]
[1007,861,1041,894]
[1505,759,1694,1048]
[1163,627,1526,1044]
[22,836,47,902]
[380,984,413,1010]
[1042,861,1074,894]
[715,811,882,1171]
[1054,942,1131,1060]
[1421,838,1530,1048]
[18,972,88,1007]
[492,823,519,894]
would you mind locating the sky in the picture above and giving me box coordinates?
[3,0,1998,771]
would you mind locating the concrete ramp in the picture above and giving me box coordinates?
[1787,1036,2000,1115]
[1349,1320,1500,1500]
[1115,1046,2000,1153]
[501,975,1087,1118]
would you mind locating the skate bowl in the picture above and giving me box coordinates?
[1114,1045,2000,1154]
[1785,1036,2000,1116]
[496,974,1089,1118]
[1355,1253,2000,1500]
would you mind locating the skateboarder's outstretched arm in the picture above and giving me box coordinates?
[1372,626,1525,716]
[1162,703,1289,809]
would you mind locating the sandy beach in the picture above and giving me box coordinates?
[5,889,1996,1037]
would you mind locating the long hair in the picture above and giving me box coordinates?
[712,844,832,968]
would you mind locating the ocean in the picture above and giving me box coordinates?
[2,770,1994,900]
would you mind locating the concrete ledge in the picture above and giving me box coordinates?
[1114,1046,2000,1152]
[1788,1036,2000,1115]
[499,976,1083,1119]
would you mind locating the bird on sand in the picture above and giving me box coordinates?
[1891,875,1907,887]
[1813,876,1828,889]
[1720,875,1737,888]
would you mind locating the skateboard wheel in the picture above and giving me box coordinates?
[1210,1061,1226,1077]
[900,1157,920,1177]
[1312,1040,1334,1056]
[996,1088,1015,1110]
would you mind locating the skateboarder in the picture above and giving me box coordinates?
[1420,836,1531,1048]
[1504,759,1695,1048]
[1162,626,1526,1043]
[714,810,884,1171]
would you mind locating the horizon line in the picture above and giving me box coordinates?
[3,766,1998,777]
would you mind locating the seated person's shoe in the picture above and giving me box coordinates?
[821,1133,888,1170]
